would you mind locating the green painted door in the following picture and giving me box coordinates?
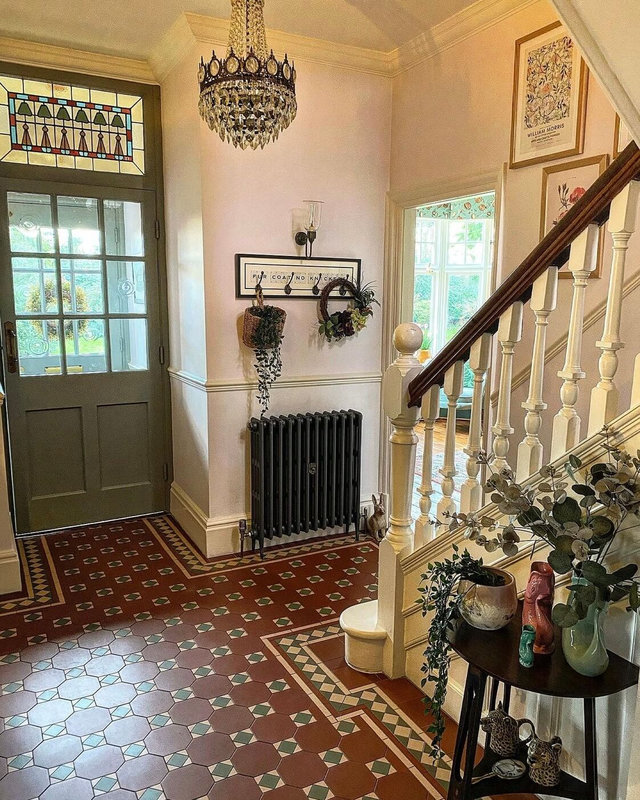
[0,177,167,533]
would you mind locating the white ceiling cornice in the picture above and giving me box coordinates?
[390,0,540,74]
[149,12,393,82]
[0,36,156,83]
[0,0,542,86]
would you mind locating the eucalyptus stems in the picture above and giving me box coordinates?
[443,426,640,627]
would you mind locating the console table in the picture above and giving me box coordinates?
[447,604,639,800]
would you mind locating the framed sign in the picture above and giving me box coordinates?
[540,154,609,278]
[510,22,588,169]
[613,114,634,159]
[235,254,362,299]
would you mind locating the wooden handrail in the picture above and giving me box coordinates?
[407,141,640,407]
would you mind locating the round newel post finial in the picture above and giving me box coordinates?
[393,323,423,355]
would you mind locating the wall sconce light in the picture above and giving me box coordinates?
[294,200,324,257]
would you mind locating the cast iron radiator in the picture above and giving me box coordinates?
[248,410,362,557]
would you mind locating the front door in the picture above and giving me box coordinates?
[0,177,167,532]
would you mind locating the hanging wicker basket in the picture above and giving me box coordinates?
[242,290,286,350]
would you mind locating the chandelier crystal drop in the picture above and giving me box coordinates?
[198,0,297,150]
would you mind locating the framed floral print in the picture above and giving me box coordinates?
[540,154,609,278]
[613,114,634,159]
[510,21,588,169]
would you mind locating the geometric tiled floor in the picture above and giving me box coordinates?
[0,516,448,800]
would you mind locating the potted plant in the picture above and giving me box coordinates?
[445,425,640,677]
[418,545,517,758]
[242,291,286,414]
[417,329,432,364]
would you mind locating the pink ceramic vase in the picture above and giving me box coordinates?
[523,561,555,654]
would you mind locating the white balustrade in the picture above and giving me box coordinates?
[414,384,440,549]
[437,361,464,519]
[460,333,492,513]
[588,181,640,434]
[492,302,523,473]
[551,225,599,460]
[382,324,423,553]
[516,268,558,481]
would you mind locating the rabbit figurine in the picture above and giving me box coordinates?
[366,494,387,540]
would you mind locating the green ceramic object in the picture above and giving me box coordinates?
[519,624,535,668]
[562,578,610,677]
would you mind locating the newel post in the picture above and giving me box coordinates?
[378,323,423,677]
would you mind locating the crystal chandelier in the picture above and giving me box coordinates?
[198,0,297,150]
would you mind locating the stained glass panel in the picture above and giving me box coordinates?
[0,75,145,174]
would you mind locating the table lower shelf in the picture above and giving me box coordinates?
[465,747,587,799]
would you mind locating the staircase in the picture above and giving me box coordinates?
[341,142,640,798]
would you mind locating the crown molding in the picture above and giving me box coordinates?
[390,0,541,75]
[0,36,156,83]
[150,12,393,82]
[0,0,543,88]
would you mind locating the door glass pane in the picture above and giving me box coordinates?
[12,258,58,314]
[61,260,105,314]
[104,200,144,256]
[8,192,55,253]
[107,260,146,313]
[17,319,62,375]
[446,274,481,341]
[109,318,148,372]
[64,318,107,373]
[57,196,101,255]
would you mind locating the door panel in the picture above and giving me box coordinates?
[0,177,167,533]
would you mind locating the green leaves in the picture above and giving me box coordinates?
[547,549,573,574]
[552,497,582,525]
[552,602,579,627]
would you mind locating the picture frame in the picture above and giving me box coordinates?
[235,254,362,299]
[509,21,588,169]
[540,154,609,278]
[613,114,634,159]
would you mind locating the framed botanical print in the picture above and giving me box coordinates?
[613,114,634,159]
[510,21,588,169]
[540,154,609,278]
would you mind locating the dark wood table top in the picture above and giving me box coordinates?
[450,603,639,698]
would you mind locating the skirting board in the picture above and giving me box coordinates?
[170,482,372,560]
[0,547,22,596]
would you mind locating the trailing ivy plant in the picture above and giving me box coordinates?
[441,426,640,627]
[418,545,504,759]
[250,304,284,415]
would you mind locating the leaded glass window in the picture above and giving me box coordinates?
[0,74,145,174]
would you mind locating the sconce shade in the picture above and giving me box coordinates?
[305,200,324,232]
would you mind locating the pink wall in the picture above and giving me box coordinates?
[162,47,392,551]
[389,0,640,457]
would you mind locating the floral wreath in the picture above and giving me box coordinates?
[318,278,378,341]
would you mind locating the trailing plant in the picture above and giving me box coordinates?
[318,280,378,341]
[442,426,640,628]
[418,545,504,759]
[242,295,286,415]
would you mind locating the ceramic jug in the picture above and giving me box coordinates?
[523,561,555,654]
[480,702,535,757]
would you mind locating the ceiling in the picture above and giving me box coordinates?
[0,0,478,60]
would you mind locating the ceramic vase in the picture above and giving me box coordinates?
[522,561,555,654]
[562,578,610,677]
[459,568,518,631]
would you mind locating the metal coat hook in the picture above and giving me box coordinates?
[254,271,265,292]
[284,271,295,295]
[312,273,322,295]
[339,274,349,295]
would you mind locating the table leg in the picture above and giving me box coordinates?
[584,697,598,800]
[447,664,487,800]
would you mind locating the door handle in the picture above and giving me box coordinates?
[3,321,18,374]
